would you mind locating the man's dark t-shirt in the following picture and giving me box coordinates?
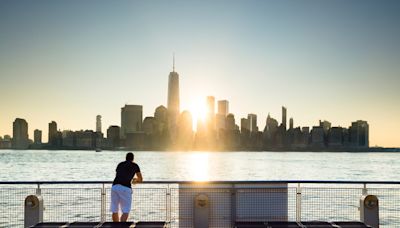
[112,160,141,188]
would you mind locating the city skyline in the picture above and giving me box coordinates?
[1,1,400,147]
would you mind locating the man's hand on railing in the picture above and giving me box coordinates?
[131,178,139,184]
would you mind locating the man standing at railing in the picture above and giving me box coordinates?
[111,152,143,222]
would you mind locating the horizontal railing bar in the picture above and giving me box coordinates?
[0,180,400,185]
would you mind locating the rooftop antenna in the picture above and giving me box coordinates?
[173,52,175,72]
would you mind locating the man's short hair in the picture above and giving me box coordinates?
[126,152,134,161]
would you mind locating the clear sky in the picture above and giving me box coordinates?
[0,0,399,147]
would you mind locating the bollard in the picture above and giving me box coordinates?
[24,195,44,228]
[194,194,209,228]
[360,194,379,228]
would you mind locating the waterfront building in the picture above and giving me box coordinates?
[153,105,169,149]
[154,105,168,132]
[120,105,143,139]
[62,130,75,148]
[34,129,42,144]
[319,120,331,135]
[349,120,369,148]
[107,126,120,149]
[292,127,307,148]
[241,118,250,133]
[125,132,145,150]
[248,114,258,133]
[216,100,228,131]
[222,113,240,149]
[206,96,215,116]
[328,127,343,148]
[226,114,236,131]
[143,117,155,149]
[205,96,216,131]
[177,111,193,150]
[154,105,168,134]
[96,115,102,133]
[0,135,12,149]
[48,121,58,145]
[282,106,287,130]
[218,100,229,116]
[262,114,279,149]
[265,114,279,132]
[155,105,168,122]
[143,117,155,135]
[311,126,325,148]
[216,114,226,131]
[302,127,310,134]
[263,114,279,136]
[342,128,351,147]
[167,57,180,137]
[12,118,29,149]
[289,118,294,130]
[95,132,104,149]
[301,127,311,146]
[75,130,95,149]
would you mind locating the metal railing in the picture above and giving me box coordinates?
[0,180,399,227]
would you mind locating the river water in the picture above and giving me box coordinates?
[0,150,399,227]
[0,150,399,181]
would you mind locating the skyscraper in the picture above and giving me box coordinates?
[206,96,215,115]
[206,96,216,131]
[350,120,369,148]
[217,100,229,116]
[12,118,29,149]
[241,118,250,133]
[107,125,120,148]
[216,100,229,130]
[167,55,180,130]
[282,106,287,130]
[96,115,102,133]
[48,121,58,145]
[289,118,294,130]
[226,114,236,131]
[121,105,143,139]
[34,129,42,144]
[248,114,258,133]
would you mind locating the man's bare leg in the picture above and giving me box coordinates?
[120,213,129,222]
[112,213,119,222]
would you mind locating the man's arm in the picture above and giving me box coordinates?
[132,172,143,184]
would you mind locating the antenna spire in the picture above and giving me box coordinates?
[173,53,175,72]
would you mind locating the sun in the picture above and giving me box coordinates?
[188,98,207,131]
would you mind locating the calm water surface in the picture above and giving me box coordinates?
[0,150,399,181]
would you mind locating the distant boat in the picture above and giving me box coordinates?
[95,148,102,152]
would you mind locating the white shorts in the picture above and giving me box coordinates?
[110,184,132,214]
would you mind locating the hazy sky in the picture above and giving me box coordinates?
[0,0,399,147]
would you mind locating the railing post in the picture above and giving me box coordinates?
[166,184,171,227]
[36,183,41,195]
[360,194,379,228]
[101,183,106,222]
[362,183,368,195]
[194,193,210,228]
[231,184,236,228]
[24,194,44,228]
[296,183,302,222]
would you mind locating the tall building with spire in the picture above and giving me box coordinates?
[167,55,180,136]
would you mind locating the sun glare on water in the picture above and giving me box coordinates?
[188,153,209,181]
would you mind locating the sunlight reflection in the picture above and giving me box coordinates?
[188,153,209,181]
[188,98,207,131]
